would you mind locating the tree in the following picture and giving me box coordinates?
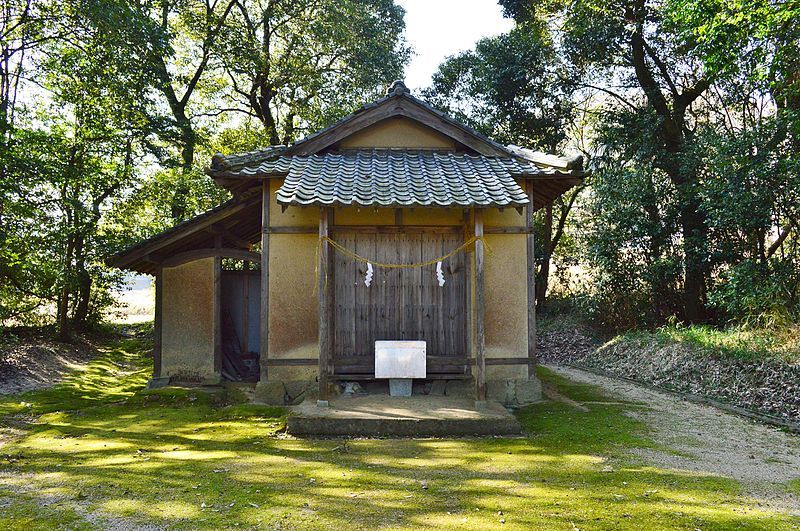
[218,0,408,145]
[0,1,67,321]
[501,0,800,323]
[89,0,240,222]
[0,1,157,337]
[424,24,581,310]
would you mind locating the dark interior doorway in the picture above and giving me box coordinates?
[220,266,261,382]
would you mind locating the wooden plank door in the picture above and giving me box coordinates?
[332,232,468,377]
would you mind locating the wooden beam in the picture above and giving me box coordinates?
[526,181,537,378]
[331,225,462,234]
[474,209,486,401]
[153,267,163,379]
[318,208,332,403]
[209,224,252,249]
[485,227,533,234]
[109,192,261,269]
[267,224,531,235]
[260,181,270,382]
[327,209,336,386]
[289,96,509,157]
[264,358,318,366]
[160,248,261,268]
[486,358,530,365]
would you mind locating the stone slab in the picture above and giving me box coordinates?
[287,395,522,437]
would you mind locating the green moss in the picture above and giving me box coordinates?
[787,479,800,496]
[0,337,796,529]
[0,488,89,530]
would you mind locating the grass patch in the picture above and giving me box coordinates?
[0,335,796,529]
[627,323,800,362]
[787,479,800,496]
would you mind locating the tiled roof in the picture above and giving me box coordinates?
[257,151,537,207]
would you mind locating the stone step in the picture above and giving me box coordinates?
[286,396,523,437]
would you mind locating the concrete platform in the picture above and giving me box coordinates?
[287,395,522,437]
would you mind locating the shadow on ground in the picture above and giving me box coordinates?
[0,337,796,530]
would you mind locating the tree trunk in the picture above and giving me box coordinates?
[170,118,195,222]
[536,204,554,312]
[72,233,91,328]
[679,194,709,323]
[57,234,75,342]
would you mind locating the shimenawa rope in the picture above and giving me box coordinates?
[314,235,492,291]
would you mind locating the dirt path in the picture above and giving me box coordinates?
[547,364,800,514]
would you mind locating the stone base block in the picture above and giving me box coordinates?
[255,379,319,405]
[147,377,171,389]
[487,377,543,407]
[444,379,474,398]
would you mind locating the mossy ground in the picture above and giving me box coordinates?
[0,335,797,529]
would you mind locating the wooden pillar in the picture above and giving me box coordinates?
[463,210,473,375]
[318,207,332,403]
[526,181,537,378]
[241,272,249,354]
[213,256,222,376]
[474,209,486,401]
[153,267,163,378]
[260,181,270,381]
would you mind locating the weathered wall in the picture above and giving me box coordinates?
[267,233,319,380]
[264,206,530,382]
[161,258,216,382]
[339,117,456,150]
[484,233,529,380]
[268,179,317,227]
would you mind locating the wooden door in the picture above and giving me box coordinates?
[332,232,468,377]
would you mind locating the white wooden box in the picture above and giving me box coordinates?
[374,341,426,379]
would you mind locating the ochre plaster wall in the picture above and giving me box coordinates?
[267,233,319,380]
[339,117,456,150]
[161,258,216,381]
[268,179,317,227]
[484,233,529,380]
[334,206,394,225]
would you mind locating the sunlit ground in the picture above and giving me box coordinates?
[110,280,154,325]
[0,336,797,529]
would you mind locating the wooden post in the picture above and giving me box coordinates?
[260,181,270,382]
[474,209,486,401]
[241,272,249,354]
[463,210,473,374]
[153,267,163,379]
[318,207,332,404]
[213,256,222,376]
[526,181,537,378]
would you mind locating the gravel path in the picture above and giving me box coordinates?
[547,364,800,514]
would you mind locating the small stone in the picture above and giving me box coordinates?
[601,465,614,473]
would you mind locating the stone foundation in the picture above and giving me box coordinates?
[254,375,542,407]
[255,379,318,405]
[487,377,543,407]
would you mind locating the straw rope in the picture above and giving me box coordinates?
[315,235,492,291]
